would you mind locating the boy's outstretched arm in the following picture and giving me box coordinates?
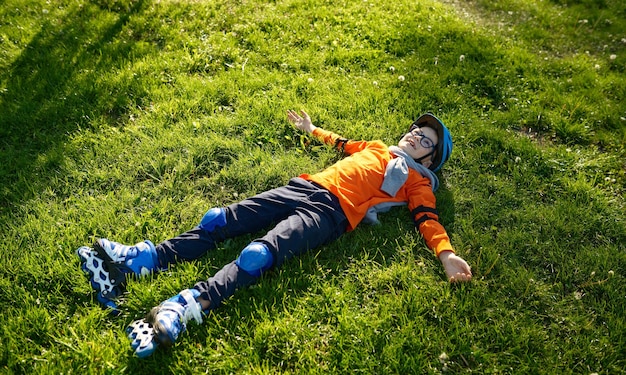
[439,251,472,283]
[287,109,317,133]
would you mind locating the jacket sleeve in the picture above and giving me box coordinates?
[311,128,368,155]
[406,180,454,257]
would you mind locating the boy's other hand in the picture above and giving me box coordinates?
[438,251,472,283]
[287,109,316,133]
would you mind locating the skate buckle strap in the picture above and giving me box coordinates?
[180,289,203,325]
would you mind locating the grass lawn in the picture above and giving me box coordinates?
[1,0,625,373]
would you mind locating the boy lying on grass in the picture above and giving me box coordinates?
[77,110,472,357]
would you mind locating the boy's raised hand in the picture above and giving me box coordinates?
[287,109,316,133]
[438,251,472,283]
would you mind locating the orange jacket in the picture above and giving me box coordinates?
[300,128,454,257]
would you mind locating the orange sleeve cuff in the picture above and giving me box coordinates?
[434,241,455,258]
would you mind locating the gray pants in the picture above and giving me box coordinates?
[155,177,348,309]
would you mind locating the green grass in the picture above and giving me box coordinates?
[1,0,625,373]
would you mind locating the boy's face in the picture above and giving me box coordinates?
[397,125,438,168]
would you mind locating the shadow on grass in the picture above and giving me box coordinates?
[0,0,148,215]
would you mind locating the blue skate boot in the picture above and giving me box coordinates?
[77,238,161,314]
[127,289,204,358]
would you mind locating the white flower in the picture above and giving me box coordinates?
[574,291,583,300]
[398,75,405,81]
[610,54,617,60]
[307,78,314,83]
[389,66,395,72]
[515,156,521,163]
[439,352,449,363]
[459,55,465,62]
[372,81,378,86]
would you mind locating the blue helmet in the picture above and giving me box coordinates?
[410,113,453,172]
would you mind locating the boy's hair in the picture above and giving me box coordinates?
[410,113,453,172]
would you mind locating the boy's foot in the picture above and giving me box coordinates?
[77,239,160,314]
[127,289,204,358]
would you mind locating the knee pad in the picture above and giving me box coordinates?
[236,242,274,277]
[199,208,226,232]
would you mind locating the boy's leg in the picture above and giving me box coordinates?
[78,178,326,312]
[127,216,344,358]
[127,179,347,357]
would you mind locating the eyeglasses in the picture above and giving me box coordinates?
[409,125,436,150]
